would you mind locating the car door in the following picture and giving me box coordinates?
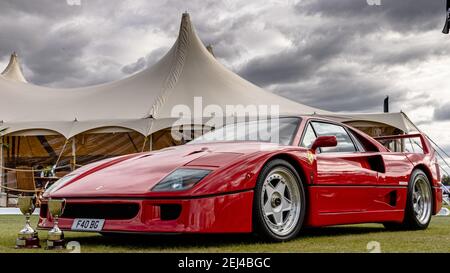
[301,121,379,215]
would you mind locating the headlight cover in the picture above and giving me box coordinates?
[152,168,211,192]
[44,174,78,195]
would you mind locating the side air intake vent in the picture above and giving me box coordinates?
[159,204,182,220]
[367,155,386,173]
[389,191,397,207]
[61,203,140,220]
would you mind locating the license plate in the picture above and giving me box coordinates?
[71,219,105,232]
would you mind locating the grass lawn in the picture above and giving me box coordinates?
[1,215,449,253]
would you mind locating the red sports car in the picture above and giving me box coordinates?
[38,116,443,241]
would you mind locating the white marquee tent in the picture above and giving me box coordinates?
[0,13,421,201]
[0,13,416,138]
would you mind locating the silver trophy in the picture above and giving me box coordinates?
[16,195,40,248]
[46,198,66,249]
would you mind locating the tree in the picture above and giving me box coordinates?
[442,175,450,186]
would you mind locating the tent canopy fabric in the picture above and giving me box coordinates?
[344,112,419,133]
[0,13,333,138]
[1,52,27,83]
[328,112,419,134]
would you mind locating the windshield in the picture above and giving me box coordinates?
[189,117,301,145]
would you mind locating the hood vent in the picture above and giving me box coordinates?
[185,147,210,156]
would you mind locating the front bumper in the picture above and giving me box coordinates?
[38,190,254,233]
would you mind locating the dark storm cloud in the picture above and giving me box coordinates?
[0,0,252,87]
[371,44,450,66]
[234,0,447,116]
[193,13,252,62]
[434,103,450,121]
[298,0,444,32]
[26,24,92,85]
[239,0,447,89]
[0,0,97,87]
[0,0,82,19]
[273,67,407,112]
[402,93,438,113]
[239,26,352,86]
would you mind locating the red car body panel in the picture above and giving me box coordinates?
[39,191,255,233]
[38,116,442,233]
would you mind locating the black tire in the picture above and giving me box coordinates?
[253,159,306,242]
[383,169,433,230]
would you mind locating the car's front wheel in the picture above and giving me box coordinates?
[253,159,306,242]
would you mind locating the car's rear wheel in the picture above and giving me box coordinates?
[384,169,433,230]
[253,159,306,242]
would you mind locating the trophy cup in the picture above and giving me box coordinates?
[16,195,41,248]
[46,198,66,250]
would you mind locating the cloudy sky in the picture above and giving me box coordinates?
[1,0,450,160]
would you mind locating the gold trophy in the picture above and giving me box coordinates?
[16,195,41,248]
[46,198,66,250]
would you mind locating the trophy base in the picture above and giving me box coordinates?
[46,239,66,250]
[15,237,41,249]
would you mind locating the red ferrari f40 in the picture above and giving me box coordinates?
[38,116,442,241]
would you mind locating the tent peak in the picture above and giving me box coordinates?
[147,12,332,119]
[164,12,193,89]
[148,12,199,116]
[1,52,28,83]
[180,12,191,29]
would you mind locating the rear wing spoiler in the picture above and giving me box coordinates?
[374,133,432,154]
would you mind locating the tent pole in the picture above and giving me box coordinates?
[149,134,153,151]
[71,137,77,170]
[0,136,4,194]
[0,136,5,208]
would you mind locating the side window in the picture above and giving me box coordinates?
[310,122,356,153]
[348,130,365,152]
[404,137,424,154]
[301,124,317,148]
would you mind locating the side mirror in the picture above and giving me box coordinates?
[311,136,337,152]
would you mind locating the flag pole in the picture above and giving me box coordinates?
[443,0,450,34]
